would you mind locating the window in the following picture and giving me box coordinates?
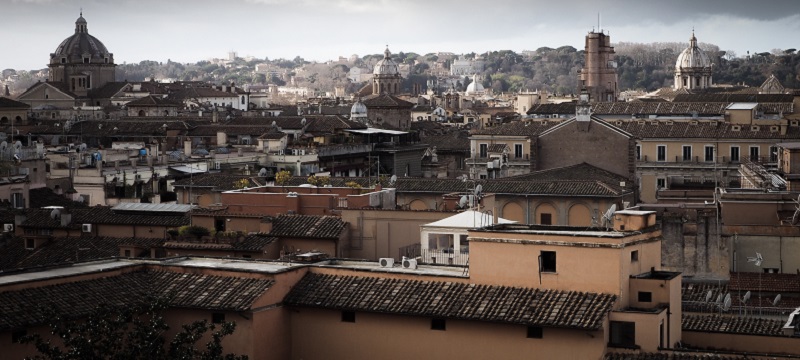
[431,318,446,331]
[609,321,637,348]
[428,233,454,252]
[459,234,469,254]
[749,146,759,162]
[730,146,740,162]
[526,326,543,338]
[704,145,715,162]
[770,146,778,162]
[638,291,652,302]
[212,313,225,324]
[656,178,666,190]
[242,254,252,258]
[636,145,641,160]
[12,330,27,344]
[657,145,666,162]
[540,251,556,273]
[123,250,131,257]
[11,193,24,208]
[682,145,692,161]
[341,311,356,323]
[25,238,35,250]
[540,213,552,225]
[631,250,639,262]
[514,144,523,159]
[479,143,488,158]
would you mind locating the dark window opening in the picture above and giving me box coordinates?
[540,213,552,225]
[25,238,35,250]
[214,219,225,232]
[341,311,356,323]
[631,250,639,262]
[638,291,652,302]
[479,144,488,158]
[242,254,252,258]
[431,318,446,331]
[609,321,637,348]
[540,251,556,273]
[212,312,225,324]
[704,146,714,162]
[124,249,131,257]
[527,326,543,338]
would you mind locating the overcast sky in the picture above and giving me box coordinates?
[2,0,799,70]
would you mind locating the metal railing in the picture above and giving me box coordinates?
[418,248,469,266]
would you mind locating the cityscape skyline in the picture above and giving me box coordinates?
[2,0,799,70]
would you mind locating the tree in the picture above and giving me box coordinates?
[20,297,247,360]
[275,170,291,187]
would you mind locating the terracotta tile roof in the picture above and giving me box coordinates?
[614,121,800,140]
[362,94,414,108]
[421,133,470,152]
[0,236,163,271]
[163,234,277,252]
[284,273,617,330]
[605,352,745,360]
[529,100,793,116]
[66,120,184,137]
[728,272,800,293]
[170,87,239,100]
[0,270,274,330]
[305,116,367,133]
[393,177,627,197]
[225,116,307,129]
[0,96,30,109]
[504,163,630,184]
[682,314,785,336]
[88,81,128,99]
[269,215,346,239]
[673,93,794,104]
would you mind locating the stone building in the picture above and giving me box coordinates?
[578,31,618,102]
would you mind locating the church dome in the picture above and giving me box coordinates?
[351,99,367,116]
[373,47,399,75]
[50,13,113,65]
[675,33,711,69]
[465,75,485,95]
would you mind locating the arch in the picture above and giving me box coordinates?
[408,199,428,210]
[0,116,8,124]
[164,110,170,116]
[568,203,592,227]
[15,116,22,122]
[534,203,558,225]
[501,202,524,223]
[138,110,146,117]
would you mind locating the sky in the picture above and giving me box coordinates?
[2,0,799,70]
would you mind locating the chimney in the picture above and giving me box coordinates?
[60,211,72,227]
[212,110,219,123]
[183,138,192,155]
[260,216,274,233]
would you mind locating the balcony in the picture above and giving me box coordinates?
[317,144,373,158]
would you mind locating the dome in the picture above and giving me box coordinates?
[465,75,485,95]
[50,13,113,65]
[373,47,399,75]
[351,99,367,116]
[675,33,711,69]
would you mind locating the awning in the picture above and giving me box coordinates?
[169,165,207,174]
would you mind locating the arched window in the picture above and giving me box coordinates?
[0,117,8,124]
[164,110,169,116]
[15,116,22,122]
[138,110,146,117]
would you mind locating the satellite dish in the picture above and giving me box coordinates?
[14,141,22,149]
[742,291,751,303]
[79,143,87,152]
[272,120,277,128]
[0,141,7,150]
[458,195,468,209]
[715,293,723,304]
[474,184,483,197]
[301,118,307,125]
[258,168,267,177]
[50,208,61,220]
[748,252,764,267]
[602,203,617,227]
[773,294,782,306]
[390,175,397,185]
[723,295,732,311]
[705,290,714,303]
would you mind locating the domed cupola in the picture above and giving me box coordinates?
[48,12,117,95]
[465,74,485,96]
[674,32,713,90]
[350,97,368,123]
[371,46,402,95]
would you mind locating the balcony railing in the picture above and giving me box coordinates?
[418,248,469,266]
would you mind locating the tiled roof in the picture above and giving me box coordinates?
[529,101,793,116]
[20,207,189,229]
[605,352,745,360]
[269,215,346,239]
[88,82,128,99]
[64,120,185,137]
[0,96,30,109]
[0,270,274,330]
[284,273,617,330]
[0,236,163,271]
[28,187,89,209]
[305,116,367,133]
[394,177,627,197]
[504,163,630,185]
[614,121,800,140]
[362,94,414,108]
[170,87,239,100]
[126,95,179,107]
[487,144,507,153]
[163,234,277,252]
[728,272,800,293]
[682,314,785,336]
[673,93,794,104]
[474,120,557,137]
[224,116,307,129]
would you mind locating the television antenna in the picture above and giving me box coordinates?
[791,194,800,225]
[747,252,765,314]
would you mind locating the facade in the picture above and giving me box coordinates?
[47,13,116,97]
[371,47,402,96]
